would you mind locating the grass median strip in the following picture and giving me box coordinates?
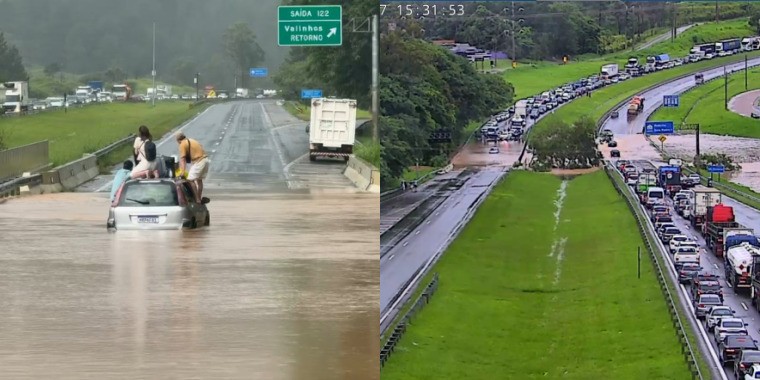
[651,66,760,138]
[0,102,207,166]
[529,50,760,142]
[505,19,753,98]
[381,170,692,379]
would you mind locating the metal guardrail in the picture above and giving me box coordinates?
[603,164,705,380]
[92,134,136,159]
[0,140,49,182]
[0,173,42,198]
[379,169,508,368]
[380,273,439,368]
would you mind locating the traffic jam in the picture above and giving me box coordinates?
[614,158,760,378]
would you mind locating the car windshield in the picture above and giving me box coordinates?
[701,284,721,291]
[665,228,680,234]
[744,351,760,362]
[729,336,757,348]
[723,321,744,328]
[702,296,721,304]
[682,264,700,270]
[118,182,178,207]
[713,309,732,316]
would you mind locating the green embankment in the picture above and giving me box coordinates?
[27,67,194,99]
[651,66,760,138]
[505,19,754,98]
[381,171,692,380]
[0,102,208,166]
[529,49,760,142]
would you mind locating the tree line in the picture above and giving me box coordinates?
[387,1,760,61]
[274,0,373,110]
[0,0,279,90]
[379,31,513,186]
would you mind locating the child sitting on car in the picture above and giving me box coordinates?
[110,160,133,202]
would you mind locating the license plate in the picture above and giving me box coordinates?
[138,216,158,224]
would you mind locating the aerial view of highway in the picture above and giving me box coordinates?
[380,2,760,379]
[0,1,379,379]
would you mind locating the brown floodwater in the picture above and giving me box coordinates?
[0,190,379,380]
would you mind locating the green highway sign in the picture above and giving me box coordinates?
[278,5,342,47]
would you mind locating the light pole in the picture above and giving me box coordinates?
[194,73,199,100]
[371,14,379,143]
[151,22,156,107]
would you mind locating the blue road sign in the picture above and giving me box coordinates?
[707,165,725,173]
[663,95,679,107]
[659,166,679,172]
[644,121,675,135]
[250,67,268,77]
[301,89,323,99]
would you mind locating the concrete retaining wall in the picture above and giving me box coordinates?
[39,154,99,193]
[343,155,379,193]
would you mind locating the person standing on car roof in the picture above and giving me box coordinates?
[175,132,209,203]
[110,160,133,202]
[131,125,159,179]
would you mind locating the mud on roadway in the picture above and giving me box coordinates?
[0,100,380,380]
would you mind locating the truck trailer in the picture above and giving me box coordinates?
[2,81,30,114]
[600,63,619,79]
[726,242,760,291]
[701,204,744,257]
[308,98,357,162]
[689,186,722,230]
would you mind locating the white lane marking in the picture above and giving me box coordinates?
[743,302,749,311]
[402,242,408,247]
[261,102,298,189]
[283,153,308,175]
[415,230,420,235]
[215,142,219,146]
[94,105,214,192]
[388,255,395,260]
[435,212,439,216]
[426,220,431,224]
[212,149,216,154]
[713,263,719,270]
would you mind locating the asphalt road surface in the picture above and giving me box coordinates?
[0,100,379,379]
[380,168,504,327]
[80,100,358,193]
[605,56,760,136]
[635,24,695,51]
[628,160,760,380]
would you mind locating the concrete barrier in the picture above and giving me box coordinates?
[343,155,379,193]
[39,154,99,193]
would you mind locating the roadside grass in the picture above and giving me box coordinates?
[27,67,193,99]
[402,166,436,182]
[380,171,692,379]
[283,100,371,121]
[355,140,380,168]
[505,19,753,98]
[529,50,760,143]
[0,102,208,166]
[651,66,760,138]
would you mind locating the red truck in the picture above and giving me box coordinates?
[702,204,742,257]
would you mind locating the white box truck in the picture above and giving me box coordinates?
[307,98,357,162]
[600,63,619,79]
[2,81,30,114]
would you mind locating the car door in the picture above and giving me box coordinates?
[179,182,206,223]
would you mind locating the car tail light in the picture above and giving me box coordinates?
[740,363,746,369]
[698,304,704,307]
[726,349,736,353]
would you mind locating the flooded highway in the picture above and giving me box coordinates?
[0,100,379,379]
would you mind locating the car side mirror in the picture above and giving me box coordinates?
[201,197,210,204]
